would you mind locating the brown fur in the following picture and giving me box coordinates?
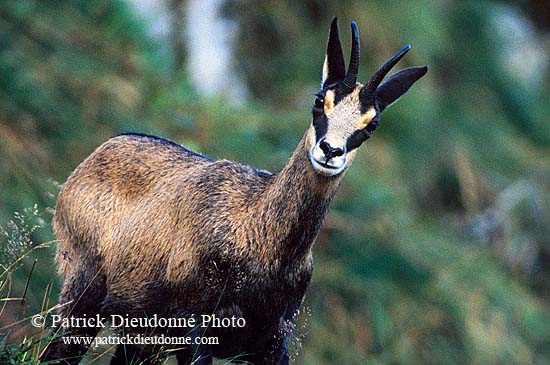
[45,129,345,365]
[44,18,427,364]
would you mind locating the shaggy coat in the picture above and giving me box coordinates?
[47,130,342,364]
[43,17,426,365]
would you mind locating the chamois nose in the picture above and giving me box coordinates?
[319,140,344,160]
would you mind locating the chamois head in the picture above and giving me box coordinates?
[308,18,428,176]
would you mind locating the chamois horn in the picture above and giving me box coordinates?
[364,44,411,95]
[341,22,360,93]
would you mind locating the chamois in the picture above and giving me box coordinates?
[43,18,427,365]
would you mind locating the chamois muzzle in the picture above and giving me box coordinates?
[319,140,344,159]
[310,138,348,176]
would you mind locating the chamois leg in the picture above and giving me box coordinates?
[42,262,106,365]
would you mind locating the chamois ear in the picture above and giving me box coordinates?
[375,66,428,112]
[322,17,346,88]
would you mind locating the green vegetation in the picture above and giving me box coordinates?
[1,0,549,364]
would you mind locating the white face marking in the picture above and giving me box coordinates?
[309,143,347,176]
[308,84,373,177]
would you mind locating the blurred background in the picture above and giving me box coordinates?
[1,0,550,364]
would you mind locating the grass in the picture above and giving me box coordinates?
[0,203,59,365]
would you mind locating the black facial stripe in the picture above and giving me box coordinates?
[346,118,380,151]
[366,118,380,132]
[312,113,328,141]
[360,95,376,114]
[346,129,370,151]
[333,91,346,106]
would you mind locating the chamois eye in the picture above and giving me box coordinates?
[314,94,324,108]
[312,94,325,117]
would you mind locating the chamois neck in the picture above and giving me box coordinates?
[257,130,344,262]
